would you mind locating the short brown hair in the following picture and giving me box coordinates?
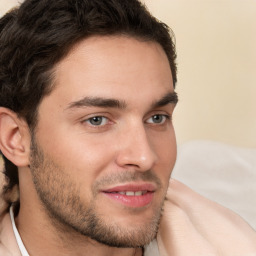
[0,0,177,202]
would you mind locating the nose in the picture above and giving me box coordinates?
[115,123,158,172]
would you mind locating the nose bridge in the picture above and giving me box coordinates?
[116,120,157,171]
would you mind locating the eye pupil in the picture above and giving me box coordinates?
[153,115,163,123]
[90,116,103,125]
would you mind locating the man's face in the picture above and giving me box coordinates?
[29,36,177,247]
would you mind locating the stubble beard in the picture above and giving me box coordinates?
[29,136,166,248]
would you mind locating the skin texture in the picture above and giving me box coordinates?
[14,36,177,256]
[1,32,255,256]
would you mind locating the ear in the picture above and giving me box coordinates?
[0,107,31,167]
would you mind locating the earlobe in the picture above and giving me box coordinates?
[0,107,30,167]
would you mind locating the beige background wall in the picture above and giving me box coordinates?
[0,0,18,16]
[1,0,256,147]
[144,0,256,148]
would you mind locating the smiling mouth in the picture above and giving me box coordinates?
[107,190,148,196]
[102,184,156,208]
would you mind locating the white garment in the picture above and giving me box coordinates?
[144,240,159,256]
[9,206,159,256]
[10,206,30,256]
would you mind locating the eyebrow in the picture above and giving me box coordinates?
[66,91,178,111]
[67,97,127,110]
[151,91,178,108]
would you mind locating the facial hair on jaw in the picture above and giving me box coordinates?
[29,135,166,248]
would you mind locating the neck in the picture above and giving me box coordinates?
[16,171,145,256]
[15,202,143,256]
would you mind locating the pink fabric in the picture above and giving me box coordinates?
[0,179,255,255]
[157,179,256,256]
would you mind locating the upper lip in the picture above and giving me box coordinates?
[102,183,157,193]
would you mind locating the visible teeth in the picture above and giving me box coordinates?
[126,191,135,196]
[117,191,146,196]
[135,191,142,196]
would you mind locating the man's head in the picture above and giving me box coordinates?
[0,0,177,249]
[0,0,177,199]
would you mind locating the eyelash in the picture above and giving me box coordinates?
[82,113,171,128]
[85,116,109,126]
[146,114,171,125]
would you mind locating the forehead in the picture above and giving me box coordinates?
[46,35,174,108]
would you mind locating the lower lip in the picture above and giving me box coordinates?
[103,192,154,208]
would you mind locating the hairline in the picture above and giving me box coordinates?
[31,33,175,131]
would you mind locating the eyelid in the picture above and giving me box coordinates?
[145,113,172,124]
[84,116,109,126]
[80,113,114,127]
[80,111,111,121]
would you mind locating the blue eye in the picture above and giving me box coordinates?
[86,116,108,126]
[146,114,168,124]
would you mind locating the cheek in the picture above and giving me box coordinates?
[152,129,177,178]
[36,126,117,183]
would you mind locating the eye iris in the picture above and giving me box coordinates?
[153,115,163,123]
[90,116,103,125]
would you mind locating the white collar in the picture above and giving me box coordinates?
[10,205,30,256]
[9,205,158,256]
